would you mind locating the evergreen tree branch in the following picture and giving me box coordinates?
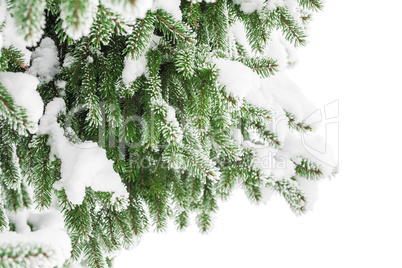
[286,111,313,132]
[277,7,306,47]
[293,158,323,180]
[155,10,195,44]
[2,48,30,71]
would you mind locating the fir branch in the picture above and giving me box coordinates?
[63,201,92,238]
[240,101,272,124]
[125,12,156,60]
[0,202,9,232]
[253,122,281,148]
[0,247,51,265]
[206,131,242,160]
[209,0,229,50]
[81,60,102,127]
[12,0,46,45]
[267,177,307,213]
[181,146,219,180]
[20,183,32,209]
[236,56,278,78]
[1,144,21,190]
[196,211,211,233]
[217,166,237,200]
[298,0,323,11]
[277,7,306,47]
[85,235,106,268]
[189,0,199,28]
[175,44,196,78]
[293,158,323,180]
[0,83,31,133]
[155,9,195,44]
[2,48,29,71]
[239,9,270,53]
[286,111,313,132]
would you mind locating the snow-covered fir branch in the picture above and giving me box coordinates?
[0,0,336,267]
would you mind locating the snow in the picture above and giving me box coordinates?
[213,58,260,99]
[55,80,67,97]
[188,0,215,3]
[153,0,182,20]
[0,72,44,133]
[1,14,32,64]
[87,55,93,63]
[27,210,65,231]
[264,31,299,71]
[55,80,66,89]
[62,53,75,68]
[284,0,303,25]
[264,0,282,10]
[2,208,70,267]
[9,144,22,189]
[37,98,129,205]
[0,0,5,56]
[213,57,277,109]
[0,0,5,24]
[166,104,178,125]
[7,210,31,234]
[54,80,67,90]
[0,228,70,267]
[261,73,316,123]
[281,132,337,177]
[233,0,265,13]
[230,21,252,55]
[149,34,162,50]
[269,150,296,180]
[29,38,61,84]
[122,55,147,85]
[102,0,153,23]
[268,104,289,142]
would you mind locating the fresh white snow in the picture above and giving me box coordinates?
[0,72,44,133]
[213,57,261,99]
[122,55,147,85]
[153,0,182,20]
[233,0,265,13]
[37,98,128,205]
[102,0,153,23]
[29,38,61,84]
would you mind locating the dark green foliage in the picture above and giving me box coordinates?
[276,7,307,47]
[236,57,278,78]
[240,9,273,53]
[125,12,156,60]
[0,83,31,134]
[154,9,195,44]
[84,235,106,268]
[21,135,59,210]
[0,201,8,232]
[294,158,324,180]
[0,46,28,72]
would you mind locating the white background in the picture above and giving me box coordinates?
[115,1,402,267]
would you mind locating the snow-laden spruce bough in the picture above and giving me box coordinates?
[0,0,337,267]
